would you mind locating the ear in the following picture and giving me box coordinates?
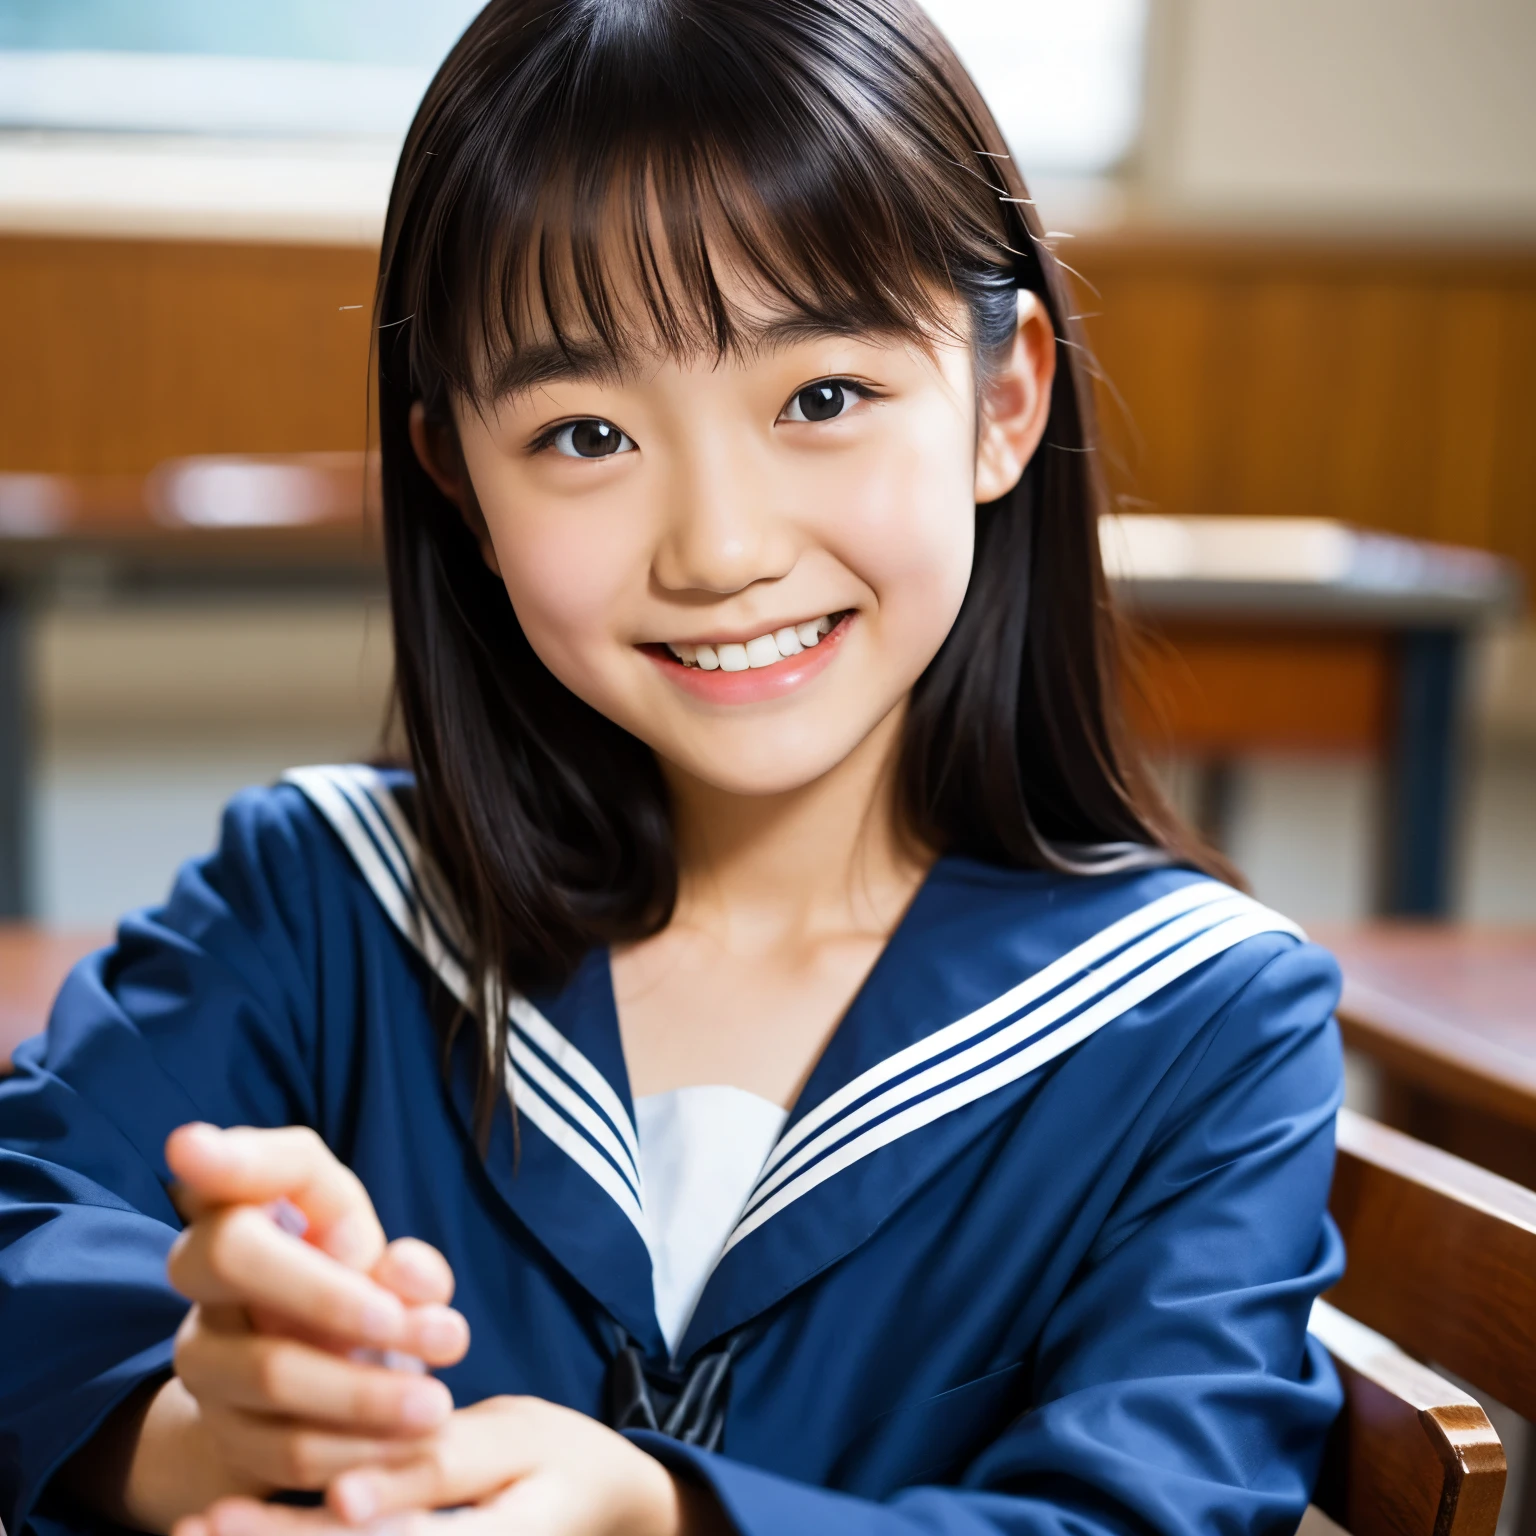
[408,401,502,576]
[973,291,1058,504]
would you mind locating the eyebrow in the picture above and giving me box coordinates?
[485,317,919,402]
[487,343,628,401]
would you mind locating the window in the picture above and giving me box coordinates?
[0,1,484,138]
[924,0,1148,177]
[1,0,1146,175]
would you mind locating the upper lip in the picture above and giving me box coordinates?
[647,610,846,649]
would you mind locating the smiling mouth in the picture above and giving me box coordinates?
[659,612,850,672]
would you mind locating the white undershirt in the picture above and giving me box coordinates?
[635,1084,788,1356]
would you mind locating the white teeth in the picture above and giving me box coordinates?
[744,634,781,668]
[665,613,842,670]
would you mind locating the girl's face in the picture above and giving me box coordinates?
[425,291,1053,799]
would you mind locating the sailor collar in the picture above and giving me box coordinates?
[285,764,1300,1364]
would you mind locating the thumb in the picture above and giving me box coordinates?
[327,1398,544,1523]
[166,1123,386,1271]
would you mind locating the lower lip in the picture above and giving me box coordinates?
[642,614,854,703]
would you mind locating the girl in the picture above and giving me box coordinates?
[0,1,1345,1533]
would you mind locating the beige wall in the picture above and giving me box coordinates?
[31,596,394,923]
[1137,0,1536,226]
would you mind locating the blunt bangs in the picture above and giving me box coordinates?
[385,0,1032,409]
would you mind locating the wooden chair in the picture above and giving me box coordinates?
[1307,1107,1536,1536]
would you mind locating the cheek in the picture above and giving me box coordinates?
[483,505,642,680]
[818,407,976,628]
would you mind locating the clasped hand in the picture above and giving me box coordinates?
[157,1123,717,1536]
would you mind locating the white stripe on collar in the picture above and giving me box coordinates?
[757,880,1236,1186]
[722,900,1301,1255]
[283,765,645,1227]
[742,890,1265,1218]
[507,1056,644,1229]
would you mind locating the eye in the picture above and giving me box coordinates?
[546,419,635,459]
[781,379,862,424]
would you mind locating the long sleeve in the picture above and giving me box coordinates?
[633,941,1345,1536]
[0,787,325,1536]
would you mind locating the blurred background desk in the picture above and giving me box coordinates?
[0,460,1519,921]
[1112,516,1522,915]
[1318,923,1536,1192]
[0,456,382,919]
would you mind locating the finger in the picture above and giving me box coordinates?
[175,1323,453,1433]
[328,1397,545,1523]
[371,1239,455,1307]
[200,1301,252,1337]
[168,1181,210,1224]
[197,1501,467,1536]
[398,1303,470,1367]
[200,1407,428,1493]
[244,1300,469,1370]
[195,1498,347,1536]
[168,1204,407,1347]
[200,1487,509,1536]
[166,1124,385,1269]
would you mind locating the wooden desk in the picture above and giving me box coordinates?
[0,462,1521,920]
[0,455,381,917]
[1319,924,1536,1190]
[0,924,108,1067]
[0,453,376,571]
[1109,516,1523,916]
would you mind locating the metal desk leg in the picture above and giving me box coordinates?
[1380,628,1463,918]
[1194,757,1240,855]
[0,580,28,917]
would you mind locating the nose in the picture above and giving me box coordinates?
[650,436,796,596]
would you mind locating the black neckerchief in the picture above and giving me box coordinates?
[605,1331,736,1451]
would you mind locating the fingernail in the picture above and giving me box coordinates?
[415,1306,467,1356]
[360,1291,406,1342]
[398,1379,450,1428]
[396,1247,441,1293]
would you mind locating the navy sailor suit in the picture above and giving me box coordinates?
[0,764,1345,1536]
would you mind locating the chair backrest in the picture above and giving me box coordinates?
[1310,1108,1536,1536]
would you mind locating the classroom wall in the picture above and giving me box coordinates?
[1137,0,1536,227]
[0,235,375,473]
[1075,234,1536,579]
[31,595,393,922]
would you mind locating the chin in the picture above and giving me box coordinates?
[663,727,883,799]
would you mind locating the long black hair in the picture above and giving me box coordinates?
[374,0,1227,1134]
